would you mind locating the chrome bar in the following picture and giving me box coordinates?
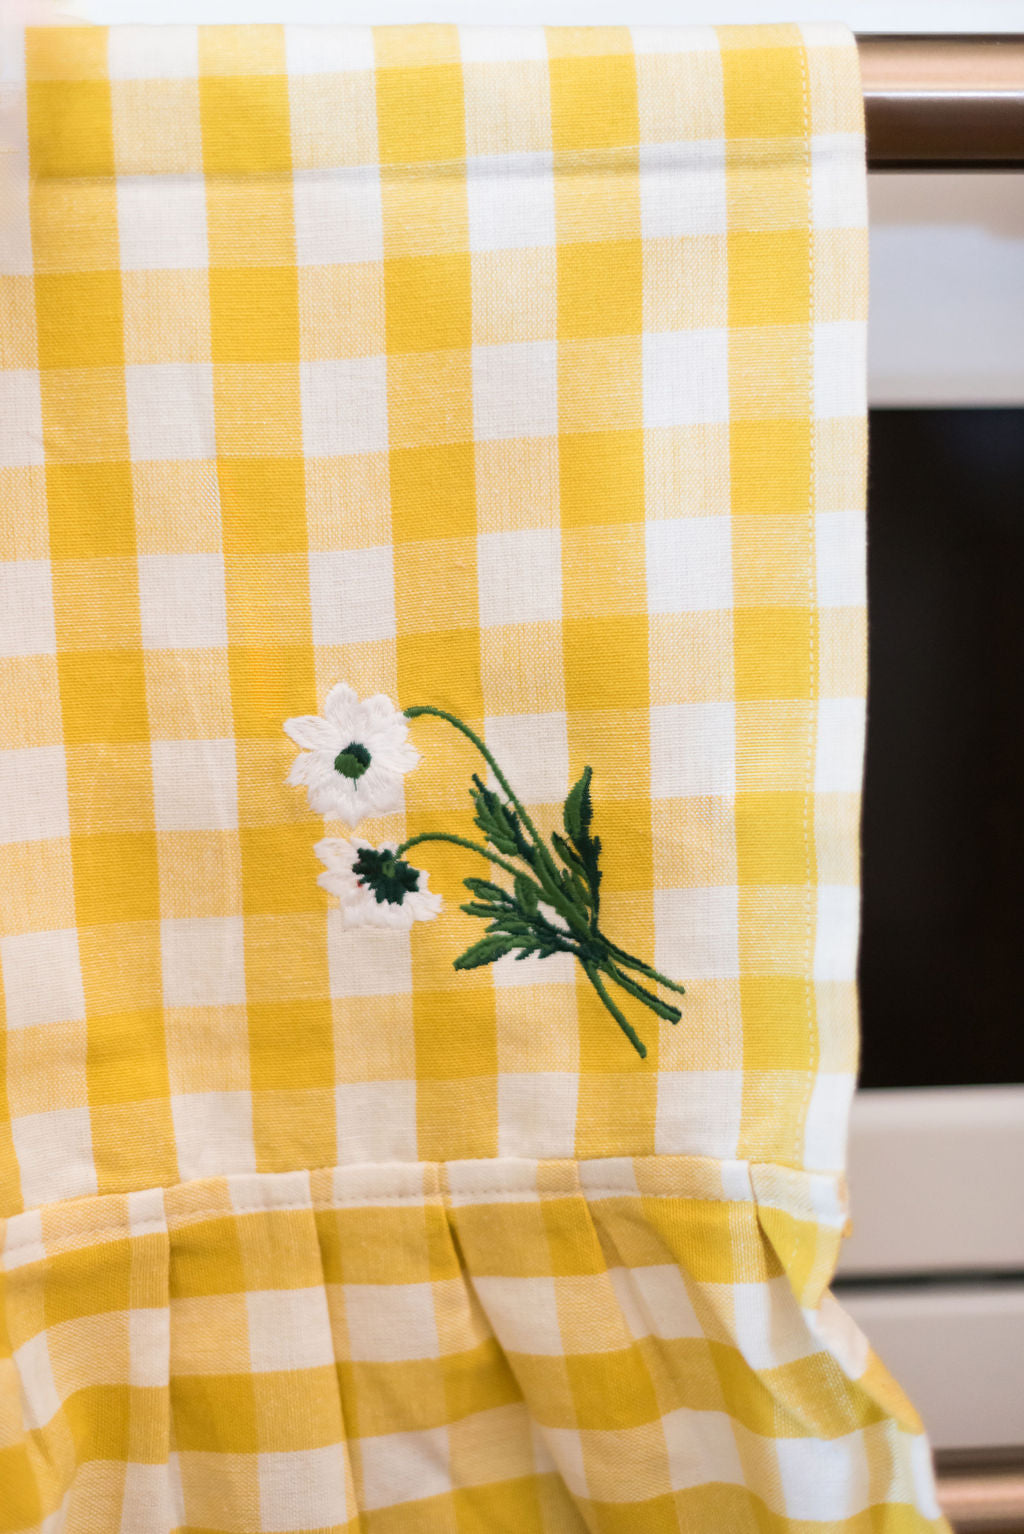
[939,1469,1024,1531]
[858,35,1024,170]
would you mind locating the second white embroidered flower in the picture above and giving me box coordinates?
[315,838,443,929]
[283,683,418,826]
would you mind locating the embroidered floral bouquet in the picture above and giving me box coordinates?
[284,685,685,1058]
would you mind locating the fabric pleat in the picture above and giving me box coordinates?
[2,1157,941,1532]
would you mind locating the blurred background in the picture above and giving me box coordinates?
[53,0,1024,1526]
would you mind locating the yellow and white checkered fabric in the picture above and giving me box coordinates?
[0,20,947,1532]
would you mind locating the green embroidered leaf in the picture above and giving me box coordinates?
[497,920,538,940]
[469,778,511,838]
[514,873,539,915]
[550,839,589,904]
[563,765,593,843]
[462,877,513,905]
[561,766,602,915]
[470,775,537,865]
[453,934,521,970]
[550,831,585,873]
[469,779,504,835]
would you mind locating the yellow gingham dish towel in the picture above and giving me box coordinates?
[0,21,949,1533]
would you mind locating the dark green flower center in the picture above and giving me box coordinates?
[353,847,420,906]
[334,741,371,780]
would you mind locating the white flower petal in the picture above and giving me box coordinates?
[371,731,420,775]
[283,714,339,751]
[314,836,359,879]
[360,692,403,725]
[406,884,443,924]
[352,761,407,819]
[322,682,359,725]
[286,755,315,788]
[307,773,362,822]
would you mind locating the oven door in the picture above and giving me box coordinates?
[833,171,1024,1514]
[837,1086,1024,1453]
[841,398,1024,1452]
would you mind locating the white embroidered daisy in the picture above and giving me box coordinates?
[315,838,443,930]
[283,684,419,826]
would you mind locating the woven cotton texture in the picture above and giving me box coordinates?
[0,20,946,1533]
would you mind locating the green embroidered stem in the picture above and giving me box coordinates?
[582,961,647,1059]
[601,958,682,1024]
[404,705,559,877]
[601,943,687,997]
[396,831,532,889]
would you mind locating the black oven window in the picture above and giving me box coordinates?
[859,408,1024,1089]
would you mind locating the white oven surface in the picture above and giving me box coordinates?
[841,1284,1024,1452]
[841,1087,1024,1275]
[838,1087,1024,1452]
